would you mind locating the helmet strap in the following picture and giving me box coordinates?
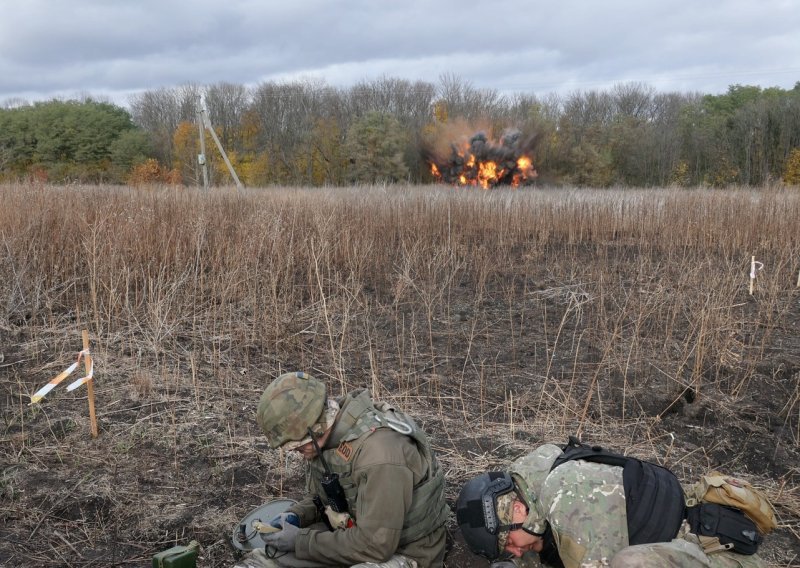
[308,427,333,475]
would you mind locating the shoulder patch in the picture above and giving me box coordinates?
[336,441,354,461]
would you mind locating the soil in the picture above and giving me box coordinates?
[2,242,799,568]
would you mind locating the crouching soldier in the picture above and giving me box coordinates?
[238,372,449,568]
[456,437,770,567]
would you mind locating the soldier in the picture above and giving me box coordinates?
[455,441,766,568]
[239,372,449,568]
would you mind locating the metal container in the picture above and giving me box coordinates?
[152,540,200,568]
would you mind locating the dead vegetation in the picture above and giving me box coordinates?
[1,182,799,567]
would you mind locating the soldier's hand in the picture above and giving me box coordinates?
[324,505,353,529]
[262,520,300,551]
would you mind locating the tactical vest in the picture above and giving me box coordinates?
[551,437,686,545]
[511,440,686,568]
[306,391,450,546]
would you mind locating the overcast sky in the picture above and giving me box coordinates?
[2,0,799,108]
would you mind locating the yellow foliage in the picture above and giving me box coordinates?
[163,168,183,186]
[706,156,740,187]
[669,160,691,187]
[783,148,800,185]
[173,122,198,158]
[172,121,200,184]
[237,153,270,187]
[310,118,346,185]
[128,159,162,185]
[433,102,448,123]
[240,109,261,152]
[128,159,181,186]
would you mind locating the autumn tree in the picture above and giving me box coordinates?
[204,82,249,151]
[128,158,181,186]
[129,85,200,167]
[309,117,347,185]
[10,76,790,188]
[345,111,409,184]
[172,121,201,186]
[783,148,800,185]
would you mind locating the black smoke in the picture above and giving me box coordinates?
[424,128,539,188]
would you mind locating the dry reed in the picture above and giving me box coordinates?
[1,182,798,566]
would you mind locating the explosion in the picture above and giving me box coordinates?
[427,129,537,189]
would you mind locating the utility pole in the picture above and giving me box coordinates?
[201,109,243,189]
[196,96,209,190]
[197,95,244,189]
[196,96,243,190]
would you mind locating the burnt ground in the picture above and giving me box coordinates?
[1,242,799,568]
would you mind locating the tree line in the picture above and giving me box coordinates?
[2,76,800,187]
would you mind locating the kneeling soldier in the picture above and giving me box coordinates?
[239,372,449,568]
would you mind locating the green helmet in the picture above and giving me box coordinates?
[257,371,326,449]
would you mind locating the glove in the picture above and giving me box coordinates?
[490,562,517,568]
[269,512,300,530]
[324,505,353,529]
[262,518,300,552]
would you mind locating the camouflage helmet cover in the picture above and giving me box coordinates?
[257,371,326,449]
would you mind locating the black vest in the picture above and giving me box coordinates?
[551,436,686,545]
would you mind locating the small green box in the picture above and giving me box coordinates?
[152,540,200,568]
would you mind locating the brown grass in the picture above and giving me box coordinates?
[1,182,799,566]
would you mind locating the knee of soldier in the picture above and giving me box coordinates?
[609,546,653,568]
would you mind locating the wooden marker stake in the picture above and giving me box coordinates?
[749,256,756,295]
[82,329,98,438]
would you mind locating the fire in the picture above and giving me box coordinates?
[478,161,498,189]
[427,129,537,189]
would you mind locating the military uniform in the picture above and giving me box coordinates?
[609,527,766,568]
[236,548,418,568]
[507,444,765,568]
[286,390,449,567]
[243,375,449,568]
[510,443,628,566]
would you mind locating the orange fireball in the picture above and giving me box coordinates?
[427,128,537,189]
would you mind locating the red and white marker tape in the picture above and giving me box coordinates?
[31,349,91,404]
[66,359,94,392]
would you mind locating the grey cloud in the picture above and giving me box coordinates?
[1,0,799,105]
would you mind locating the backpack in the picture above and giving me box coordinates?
[551,436,686,545]
[687,471,777,536]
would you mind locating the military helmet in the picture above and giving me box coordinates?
[257,371,326,449]
[455,472,521,560]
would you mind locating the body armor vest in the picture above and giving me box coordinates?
[307,390,449,545]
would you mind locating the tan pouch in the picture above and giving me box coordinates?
[689,471,777,535]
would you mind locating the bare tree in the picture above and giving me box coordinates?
[129,85,199,166]
[436,73,506,122]
[611,82,656,120]
[204,82,249,149]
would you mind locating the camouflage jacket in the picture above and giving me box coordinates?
[510,444,628,568]
[289,389,449,568]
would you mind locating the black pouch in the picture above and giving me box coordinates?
[686,503,762,555]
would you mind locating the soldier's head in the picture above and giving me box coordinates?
[456,472,543,560]
[256,371,338,458]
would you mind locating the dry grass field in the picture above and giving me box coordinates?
[1,182,799,567]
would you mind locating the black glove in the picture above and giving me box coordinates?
[262,519,300,552]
